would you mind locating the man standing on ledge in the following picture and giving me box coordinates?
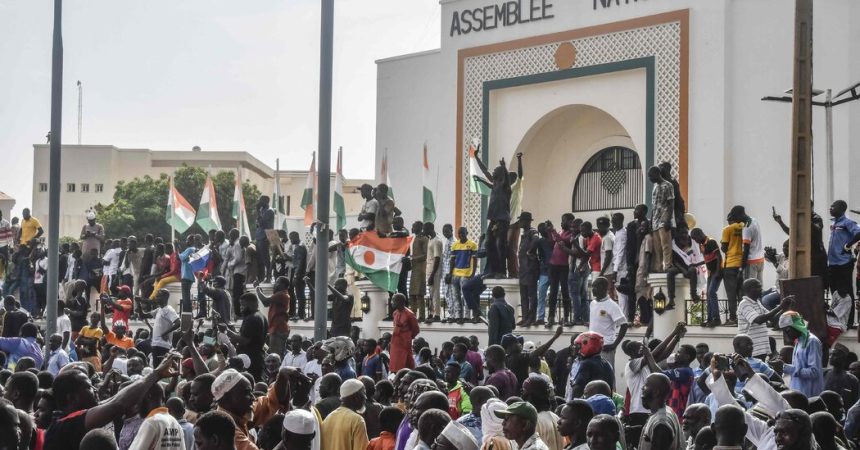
[474,150,512,278]
[390,293,419,372]
[18,208,43,249]
[80,211,105,256]
[648,167,674,273]
[255,196,275,283]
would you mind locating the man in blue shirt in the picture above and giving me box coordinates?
[828,200,860,303]
[779,311,824,397]
[177,235,198,313]
[0,322,43,369]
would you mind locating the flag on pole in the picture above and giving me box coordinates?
[333,147,346,232]
[301,152,316,226]
[422,143,436,223]
[381,148,393,200]
[166,177,196,233]
[232,172,251,236]
[345,231,413,292]
[196,174,222,232]
[273,174,288,233]
[469,141,491,196]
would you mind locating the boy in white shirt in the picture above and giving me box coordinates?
[588,277,628,370]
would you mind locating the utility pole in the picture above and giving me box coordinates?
[76,80,82,145]
[314,0,334,341]
[788,0,813,279]
[46,0,64,337]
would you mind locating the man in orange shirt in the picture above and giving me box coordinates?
[103,286,133,330]
[99,306,134,350]
[366,406,403,450]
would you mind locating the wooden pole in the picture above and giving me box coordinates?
[788,0,814,279]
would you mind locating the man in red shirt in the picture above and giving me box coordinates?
[256,276,291,357]
[102,285,133,329]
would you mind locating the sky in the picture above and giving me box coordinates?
[0,0,441,216]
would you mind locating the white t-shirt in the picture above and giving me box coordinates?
[624,357,651,414]
[589,297,626,345]
[57,314,72,351]
[103,248,122,276]
[152,305,179,349]
[128,411,186,450]
[34,257,48,284]
[360,199,378,229]
[600,231,615,275]
[282,350,308,369]
[327,240,339,283]
[65,254,77,281]
[742,218,765,263]
[612,228,628,279]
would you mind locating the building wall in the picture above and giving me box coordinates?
[0,198,15,222]
[378,0,860,284]
[32,145,369,237]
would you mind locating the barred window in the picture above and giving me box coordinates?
[572,146,643,212]
[81,183,90,193]
[39,183,47,192]
[95,184,104,193]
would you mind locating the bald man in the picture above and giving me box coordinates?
[639,373,683,450]
[682,404,711,450]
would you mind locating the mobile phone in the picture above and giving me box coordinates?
[203,336,216,346]
[181,312,193,332]
[714,354,730,372]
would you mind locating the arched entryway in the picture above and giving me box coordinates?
[514,104,643,222]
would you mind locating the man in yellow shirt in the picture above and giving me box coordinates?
[321,379,369,450]
[447,227,478,324]
[18,208,43,248]
[720,220,745,325]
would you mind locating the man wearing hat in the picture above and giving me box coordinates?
[202,275,232,324]
[320,378,370,450]
[779,311,824,397]
[517,211,540,327]
[212,368,290,450]
[282,409,318,450]
[80,210,105,256]
[494,401,550,450]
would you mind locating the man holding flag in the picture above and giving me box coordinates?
[177,235,199,313]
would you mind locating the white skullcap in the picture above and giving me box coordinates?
[86,211,96,220]
[237,354,251,369]
[340,379,365,399]
[440,421,479,450]
[283,409,316,435]
[212,369,244,401]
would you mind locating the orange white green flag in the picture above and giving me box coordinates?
[345,231,413,292]
[166,177,196,233]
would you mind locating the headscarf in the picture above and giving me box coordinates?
[405,379,438,407]
[481,399,507,444]
[322,336,355,363]
[779,311,810,344]
[586,394,617,415]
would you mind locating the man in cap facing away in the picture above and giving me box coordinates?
[495,401,550,450]
[432,421,480,450]
[320,378,369,450]
[211,368,290,450]
[282,409,318,450]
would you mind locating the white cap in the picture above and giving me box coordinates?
[212,369,244,401]
[86,211,96,221]
[340,379,364,399]
[283,409,316,435]
[237,354,251,369]
[440,421,479,450]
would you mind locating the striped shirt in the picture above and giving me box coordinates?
[737,297,770,357]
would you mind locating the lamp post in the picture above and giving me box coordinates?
[762,82,860,210]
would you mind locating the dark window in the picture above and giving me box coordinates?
[95,184,104,193]
[67,183,76,193]
[572,146,643,212]
[39,183,47,192]
[81,183,90,193]
[286,195,291,216]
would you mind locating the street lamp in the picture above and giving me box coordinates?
[762,82,860,209]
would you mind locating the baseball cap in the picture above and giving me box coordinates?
[493,401,538,424]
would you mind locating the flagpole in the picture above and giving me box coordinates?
[314,0,334,341]
[45,0,64,338]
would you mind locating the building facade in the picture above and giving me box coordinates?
[32,144,369,237]
[376,0,860,253]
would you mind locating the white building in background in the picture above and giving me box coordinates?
[376,0,860,248]
[31,144,370,237]
[0,191,15,221]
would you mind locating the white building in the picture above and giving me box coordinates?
[0,191,15,222]
[31,144,370,237]
[376,0,860,249]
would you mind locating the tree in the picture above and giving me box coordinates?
[94,166,262,240]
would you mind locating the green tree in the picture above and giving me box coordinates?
[94,166,262,240]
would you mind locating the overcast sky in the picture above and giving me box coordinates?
[0,0,441,216]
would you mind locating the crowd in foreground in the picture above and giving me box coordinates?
[0,274,860,450]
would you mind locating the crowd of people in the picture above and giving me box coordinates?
[0,154,859,450]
